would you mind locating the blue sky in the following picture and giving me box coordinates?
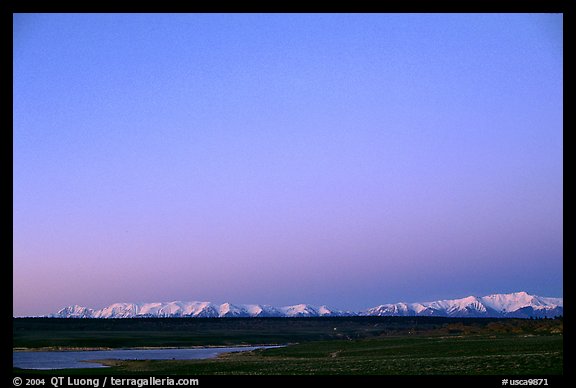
[13,13,562,316]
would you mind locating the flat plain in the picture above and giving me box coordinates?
[13,317,563,375]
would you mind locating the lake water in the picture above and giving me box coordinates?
[13,346,281,370]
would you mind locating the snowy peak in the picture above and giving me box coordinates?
[50,292,562,319]
[55,305,94,318]
[92,303,139,318]
[362,292,562,318]
[218,303,258,318]
[479,292,556,312]
[279,304,319,317]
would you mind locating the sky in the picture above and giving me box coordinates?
[13,13,563,316]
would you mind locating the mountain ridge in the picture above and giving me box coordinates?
[49,291,562,319]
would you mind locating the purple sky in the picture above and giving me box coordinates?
[13,14,563,316]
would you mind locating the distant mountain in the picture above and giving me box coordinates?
[54,304,95,318]
[363,292,563,318]
[50,292,562,319]
[51,301,352,318]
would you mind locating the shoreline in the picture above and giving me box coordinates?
[13,344,287,352]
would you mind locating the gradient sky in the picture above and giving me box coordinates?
[13,13,563,316]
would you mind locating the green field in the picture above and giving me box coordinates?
[13,317,563,375]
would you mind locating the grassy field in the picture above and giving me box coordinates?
[13,317,563,375]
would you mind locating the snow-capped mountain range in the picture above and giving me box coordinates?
[363,292,562,318]
[53,301,344,318]
[51,292,562,319]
